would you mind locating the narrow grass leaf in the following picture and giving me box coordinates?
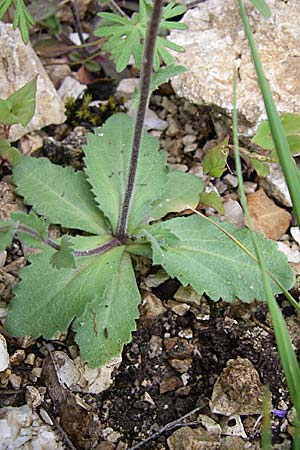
[232,64,300,441]
[237,0,300,226]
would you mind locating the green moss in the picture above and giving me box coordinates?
[65,94,126,128]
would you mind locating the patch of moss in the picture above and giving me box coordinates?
[65,94,126,128]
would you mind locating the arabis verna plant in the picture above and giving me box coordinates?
[0,0,294,367]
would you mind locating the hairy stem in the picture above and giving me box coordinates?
[70,0,89,58]
[16,224,120,257]
[74,238,120,256]
[115,0,163,242]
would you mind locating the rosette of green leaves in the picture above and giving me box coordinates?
[94,0,187,72]
[2,113,295,368]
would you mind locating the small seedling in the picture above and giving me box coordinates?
[0,77,37,166]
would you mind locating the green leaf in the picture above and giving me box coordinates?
[249,0,271,18]
[94,0,186,72]
[50,236,75,269]
[252,120,274,149]
[162,2,186,19]
[0,220,15,251]
[74,251,140,367]
[13,156,108,235]
[203,137,229,177]
[5,236,117,338]
[131,64,187,109]
[252,113,300,155]
[0,0,12,19]
[141,169,204,224]
[12,211,48,248]
[147,215,294,303]
[84,113,168,234]
[250,158,270,177]
[84,60,101,73]
[13,0,34,44]
[199,191,224,214]
[7,77,37,127]
[0,99,18,126]
[0,140,22,166]
[6,239,140,367]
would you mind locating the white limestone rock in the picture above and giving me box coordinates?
[0,334,9,372]
[259,163,292,207]
[0,23,66,142]
[58,76,86,102]
[0,405,64,450]
[169,0,300,134]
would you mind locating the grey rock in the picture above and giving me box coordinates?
[182,134,197,145]
[0,23,66,142]
[167,300,191,316]
[220,415,247,438]
[223,174,238,189]
[167,416,221,450]
[127,103,168,131]
[58,76,85,102]
[222,198,244,228]
[170,0,300,134]
[259,163,292,207]
[277,241,300,264]
[291,227,300,245]
[243,181,257,194]
[116,78,139,97]
[220,436,246,450]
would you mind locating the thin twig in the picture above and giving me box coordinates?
[69,0,89,57]
[116,0,163,242]
[40,402,78,450]
[108,0,127,17]
[128,404,207,450]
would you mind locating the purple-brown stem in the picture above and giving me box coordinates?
[16,224,120,257]
[115,0,163,243]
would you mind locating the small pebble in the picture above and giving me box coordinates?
[223,174,238,188]
[26,386,42,408]
[24,353,35,366]
[243,181,257,194]
[0,334,9,372]
[9,373,22,389]
[9,349,26,366]
[184,143,198,153]
[182,134,196,145]
[291,227,300,245]
[39,407,54,426]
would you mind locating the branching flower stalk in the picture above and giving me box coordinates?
[116,0,163,242]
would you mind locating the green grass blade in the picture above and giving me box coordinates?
[232,65,300,444]
[237,0,300,226]
[262,385,272,450]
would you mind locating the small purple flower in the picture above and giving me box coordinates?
[272,409,288,418]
